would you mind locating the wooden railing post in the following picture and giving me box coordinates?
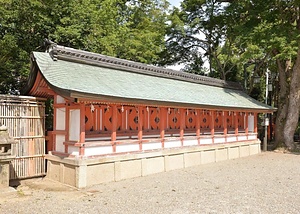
[196,109,201,145]
[79,103,86,156]
[180,109,185,146]
[138,106,143,150]
[111,105,117,153]
[235,111,239,141]
[211,110,215,143]
[160,107,167,148]
[223,111,228,143]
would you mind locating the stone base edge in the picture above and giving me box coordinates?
[45,140,261,188]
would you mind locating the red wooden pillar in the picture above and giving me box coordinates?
[111,105,117,152]
[211,110,215,143]
[235,111,239,141]
[245,112,249,140]
[160,107,167,148]
[138,106,143,150]
[223,111,228,143]
[196,109,201,145]
[180,108,185,146]
[254,112,258,138]
[79,103,86,156]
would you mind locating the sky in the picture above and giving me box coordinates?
[166,0,209,71]
[166,0,183,71]
[169,0,182,8]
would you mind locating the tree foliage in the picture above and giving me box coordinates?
[163,0,300,150]
[0,0,169,94]
[0,0,51,93]
[224,0,300,150]
[161,0,239,79]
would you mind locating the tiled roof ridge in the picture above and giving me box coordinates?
[49,45,242,90]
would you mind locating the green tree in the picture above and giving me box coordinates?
[224,0,300,150]
[164,0,300,150]
[0,0,169,94]
[0,0,52,94]
[161,0,238,80]
[82,0,169,64]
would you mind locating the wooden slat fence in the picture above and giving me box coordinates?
[0,95,46,179]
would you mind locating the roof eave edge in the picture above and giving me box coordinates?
[22,53,39,95]
[69,91,275,113]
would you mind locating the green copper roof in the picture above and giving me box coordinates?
[29,48,274,112]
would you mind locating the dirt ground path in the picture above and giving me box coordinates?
[1,151,300,214]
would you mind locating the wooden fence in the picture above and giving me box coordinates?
[0,95,46,179]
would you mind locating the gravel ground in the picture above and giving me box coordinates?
[0,151,300,214]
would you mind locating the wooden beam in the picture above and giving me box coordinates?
[79,103,86,156]
[160,107,167,148]
[211,110,215,143]
[37,86,55,95]
[235,111,239,141]
[111,104,117,152]
[144,107,149,130]
[223,111,227,143]
[138,106,143,150]
[196,109,200,145]
[121,106,126,131]
[180,108,185,146]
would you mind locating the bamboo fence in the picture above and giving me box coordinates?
[0,95,46,179]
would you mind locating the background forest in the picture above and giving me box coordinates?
[1,0,300,150]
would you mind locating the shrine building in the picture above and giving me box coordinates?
[24,44,275,188]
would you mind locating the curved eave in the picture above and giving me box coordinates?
[22,54,39,95]
[23,56,57,98]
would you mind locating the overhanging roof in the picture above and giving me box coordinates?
[25,45,275,113]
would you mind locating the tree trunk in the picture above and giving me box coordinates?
[283,48,300,150]
[274,59,289,148]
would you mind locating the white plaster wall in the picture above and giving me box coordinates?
[68,146,79,156]
[183,139,198,146]
[69,109,80,141]
[85,146,113,156]
[238,135,247,141]
[248,115,254,132]
[56,95,65,104]
[248,134,257,140]
[56,108,66,130]
[200,137,213,144]
[226,136,237,142]
[142,142,162,150]
[214,136,226,144]
[164,140,181,148]
[116,144,140,153]
[55,135,65,153]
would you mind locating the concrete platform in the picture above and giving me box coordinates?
[46,140,261,188]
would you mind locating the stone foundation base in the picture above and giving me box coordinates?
[46,141,261,188]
